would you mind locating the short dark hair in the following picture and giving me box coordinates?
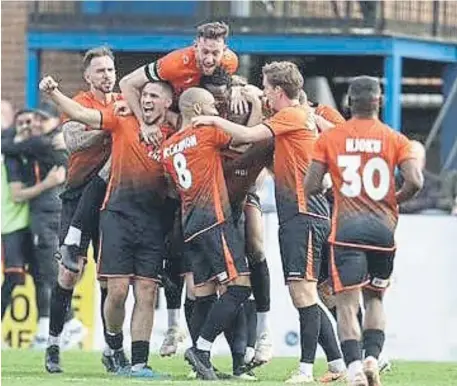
[348,76,381,117]
[200,67,232,88]
[141,81,174,100]
[82,46,114,71]
[196,21,229,41]
[262,61,304,100]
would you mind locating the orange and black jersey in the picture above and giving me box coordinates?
[314,104,346,127]
[313,118,414,248]
[222,140,273,208]
[145,46,238,96]
[161,125,232,242]
[63,91,121,189]
[99,110,169,215]
[264,106,330,223]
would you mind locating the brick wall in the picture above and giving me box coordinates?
[1,1,86,110]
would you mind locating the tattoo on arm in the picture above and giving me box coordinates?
[62,121,107,153]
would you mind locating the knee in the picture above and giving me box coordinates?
[58,265,79,289]
[289,280,318,308]
[134,281,158,307]
[107,283,129,309]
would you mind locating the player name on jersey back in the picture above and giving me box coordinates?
[162,135,197,159]
[346,138,382,154]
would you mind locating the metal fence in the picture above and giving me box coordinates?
[28,1,457,41]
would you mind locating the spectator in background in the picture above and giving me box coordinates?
[1,110,65,339]
[2,107,67,348]
[398,140,457,215]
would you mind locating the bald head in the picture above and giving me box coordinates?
[348,76,381,118]
[179,87,218,118]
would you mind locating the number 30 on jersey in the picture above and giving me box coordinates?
[338,155,390,201]
[173,153,192,190]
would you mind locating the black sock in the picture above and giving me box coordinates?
[190,294,217,346]
[64,307,74,323]
[248,254,271,312]
[199,286,251,345]
[184,297,195,339]
[100,286,108,341]
[106,331,124,351]
[35,281,52,318]
[357,307,363,329]
[298,304,321,363]
[49,283,74,337]
[131,340,149,366]
[164,271,184,310]
[245,299,257,349]
[1,274,20,320]
[341,339,362,366]
[363,329,385,359]
[225,304,247,371]
[318,305,342,362]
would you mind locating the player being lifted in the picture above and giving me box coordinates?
[304,76,423,386]
[120,21,239,147]
[192,61,331,383]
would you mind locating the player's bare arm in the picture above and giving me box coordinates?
[244,87,263,127]
[396,159,424,203]
[39,76,102,129]
[304,161,328,196]
[62,121,108,153]
[193,116,272,145]
[119,66,149,124]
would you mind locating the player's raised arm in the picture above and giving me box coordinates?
[119,64,149,126]
[39,76,102,129]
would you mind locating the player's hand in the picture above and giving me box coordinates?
[39,76,59,95]
[114,100,132,116]
[51,132,67,150]
[242,85,263,103]
[140,122,162,148]
[230,86,249,115]
[191,116,217,127]
[44,165,66,188]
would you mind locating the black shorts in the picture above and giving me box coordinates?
[329,245,395,293]
[2,228,34,278]
[184,219,249,286]
[98,210,165,281]
[30,211,60,283]
[318,242,331,284]
[278,214,330,284]
[59,185,102,260]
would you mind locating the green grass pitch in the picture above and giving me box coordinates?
[2,349,457,385]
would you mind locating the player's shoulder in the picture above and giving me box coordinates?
[72,90,92,104]
[222,49,238,64]
[274,105,307,121]
[161,46,196,68]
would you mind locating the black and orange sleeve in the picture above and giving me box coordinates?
[99,108,119,132]
[146,49,183,83]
